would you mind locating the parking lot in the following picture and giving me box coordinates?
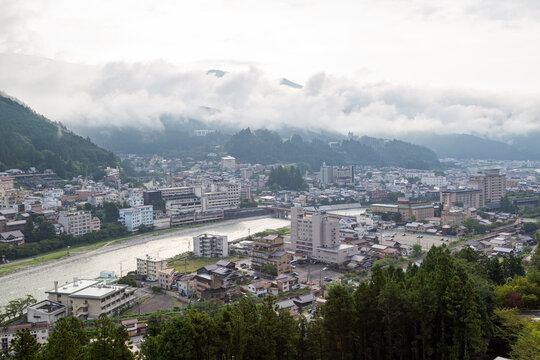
[380,230,456,250]
[292,262,342,285]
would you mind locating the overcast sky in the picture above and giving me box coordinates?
[1,0,540,138]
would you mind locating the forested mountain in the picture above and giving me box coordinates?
[405,133,528,160]
[0,93,117,178]
[226,129,440,170]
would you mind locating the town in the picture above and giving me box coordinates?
[1,152,539,356]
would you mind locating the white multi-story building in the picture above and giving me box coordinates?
[221,156,236,170]
[118,205,153,232]
[136,255,168,281]
[193,233,228,258]
[58,210,92,236]
[421,176,448,187]
[198,183,240,211]
[290,207,358,264]
[319,164,355,186]
[128,193,144,207]
[46,279,135,320]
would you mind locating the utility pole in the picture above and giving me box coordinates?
[307,257,311,283]
[120,262,123,278]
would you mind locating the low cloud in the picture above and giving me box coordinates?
[0,53,539,140]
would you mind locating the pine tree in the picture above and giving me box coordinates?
[86,314,134,360]
[41,317,88,360]
[9,328,41,360]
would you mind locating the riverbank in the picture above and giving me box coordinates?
[0,215,271,280]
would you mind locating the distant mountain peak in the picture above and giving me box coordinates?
[207,69,227,78]
[280,78,303,89]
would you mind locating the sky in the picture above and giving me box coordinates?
[1,0,540,138]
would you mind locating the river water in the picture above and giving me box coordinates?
[0,217,289,307]
[0,207,367,308]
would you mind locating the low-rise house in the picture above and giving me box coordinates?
[1,322,49,352]
[0,230,24,245]
[293,293,317,310]
[177,274,197,297]
[195,263,242,301]
[275,274,300,292]
[276,299,297,312]
[122,318,147,337]
[247,280,270,297]
[492,247,514,256]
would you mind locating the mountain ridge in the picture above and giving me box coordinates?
[0,93,118,178]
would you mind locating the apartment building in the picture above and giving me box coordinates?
[221,156,236,170]
[46,279,135,320]
[0,177,14,191]
[421,176,447,187]
[1,322,49,352]
[118,205,153,232]
[469,169,506,207]
[320,163,355,186]
[198,183,240,211]
[370,198,434,221]
[193,233,229,258]
[128,193,144,207]
[137,255,168,281]
[160,187,202,212]
[291,207,358,264]
[250,234,292,274]
[158,268,176,290]
[440,189,484,209]
[58,210,92,236]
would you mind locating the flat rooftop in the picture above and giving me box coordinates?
[46,279,101,295]
[69,284,127,299]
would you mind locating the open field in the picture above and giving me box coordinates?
[127,294,181,315]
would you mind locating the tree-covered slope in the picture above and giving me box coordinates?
[0,93,117,178]
[405,133,527,160]
[226,128,440,169]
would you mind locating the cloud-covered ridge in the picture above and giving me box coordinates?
[0,54,539,140]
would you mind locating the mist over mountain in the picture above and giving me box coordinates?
[2,54,540,148]
[402,133,529,160]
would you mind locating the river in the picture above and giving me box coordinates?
[0,207,368,307]
[0,216,289,308]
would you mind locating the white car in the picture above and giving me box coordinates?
[322,267,329,271]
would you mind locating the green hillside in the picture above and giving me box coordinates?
[226,128,440,170]
[0,93,117,178]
